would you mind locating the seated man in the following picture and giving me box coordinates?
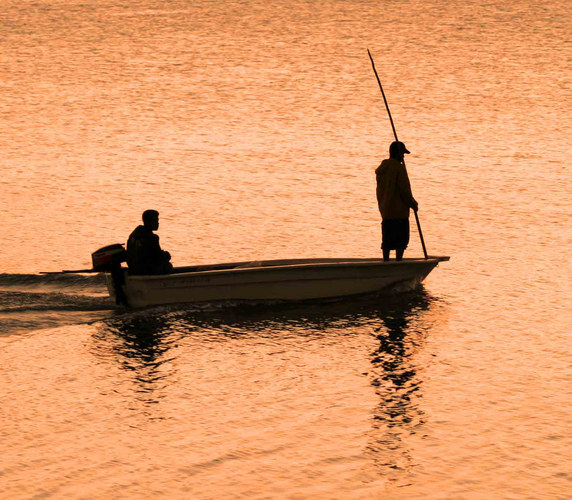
[126,209,173,275]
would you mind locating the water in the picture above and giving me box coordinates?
[1,0,570,497]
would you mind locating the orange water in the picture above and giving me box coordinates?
[1,0,570,498]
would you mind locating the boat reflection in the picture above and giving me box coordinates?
[91,288,442,464]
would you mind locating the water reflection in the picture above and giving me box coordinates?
[91,312,182,406]
[366,291,435,477]
[90,289,441,470]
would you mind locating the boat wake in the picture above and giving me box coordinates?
[0,272,107,293]
[0,273,114,336]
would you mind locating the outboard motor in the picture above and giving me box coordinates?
[92,244,128,306]
[91,244,127,271]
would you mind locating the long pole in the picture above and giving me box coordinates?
[367,49,428,259]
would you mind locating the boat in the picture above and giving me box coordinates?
[105,256,450,308]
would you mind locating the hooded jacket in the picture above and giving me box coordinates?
[375,158,417,220]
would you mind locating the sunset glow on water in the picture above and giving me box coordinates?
[1,0,570,498]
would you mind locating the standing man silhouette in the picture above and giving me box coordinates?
[375,141,419,261]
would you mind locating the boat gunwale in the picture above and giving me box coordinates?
[122,256,450,282]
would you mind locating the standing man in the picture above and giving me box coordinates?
[126,209,173,275]
[375,141,419,261]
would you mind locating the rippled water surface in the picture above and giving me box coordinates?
[1,0,570,498]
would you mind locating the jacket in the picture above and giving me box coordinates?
[375,158,417,220]
[126,225,169,275]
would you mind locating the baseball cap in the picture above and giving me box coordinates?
[389,141,411,155]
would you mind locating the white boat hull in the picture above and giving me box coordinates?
[106,257,449,308]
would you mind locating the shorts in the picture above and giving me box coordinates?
[381,218,410,250]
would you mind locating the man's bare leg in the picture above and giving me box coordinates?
[383,248,390,262]
[396,248,404,261]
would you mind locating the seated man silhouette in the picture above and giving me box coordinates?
[126,209,173,275]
